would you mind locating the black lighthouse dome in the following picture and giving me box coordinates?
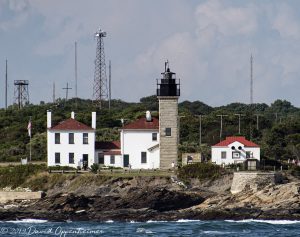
[156,61,180,97]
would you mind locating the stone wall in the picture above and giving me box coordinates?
[0,191,43,203]
[158,97,178,169]
[231,172,277,194]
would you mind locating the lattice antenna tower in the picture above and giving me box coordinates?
[14,80,29,109]
[93,28,108,108]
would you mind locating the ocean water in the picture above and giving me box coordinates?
[0,219,300,236]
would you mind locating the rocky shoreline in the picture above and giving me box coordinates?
[1,174,300,222]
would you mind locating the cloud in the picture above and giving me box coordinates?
[1,0,300,108]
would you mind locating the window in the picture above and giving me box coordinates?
[83,133,88,144]
[98,153,104,164]
[55,133,60,144]
[221,151,226,159]
[69,153,74,164]
[246,151,252,158]
[141,152,147,163]
[165,128,171,136]
[232,151,240,159]
[110,155,115,164]
[55,152,60,163]
[69,133,74,144]
[152,133,157,141]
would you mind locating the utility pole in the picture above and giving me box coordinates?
[217,115,228,141]
[5,59,8,110]
[53,82,56,103]
[275,112,278,123]
[234,114,245,134]
[178,115,185,145]
[254,114,261,130]
[62,83,72,101]
[196,115,204,146]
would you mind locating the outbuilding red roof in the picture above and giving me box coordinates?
[123,117,159,130]
[95,141,121,150]
[212,136,259,147]
[50,118,94,131]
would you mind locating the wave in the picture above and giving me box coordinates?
[226,219,300,225]
[136,228,154,234]
[176,219,200,223]
[7,219,48,223]
[146,220,168,223]
[105,220,114,223]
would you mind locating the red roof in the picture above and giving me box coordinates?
[212,136,259,147]
[50,118,94,131]
[123,117,159,130]
[95,141,120,150]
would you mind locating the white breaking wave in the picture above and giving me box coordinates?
[136,228,154,234]
[146,220,168,223]
[203,230,235,235]
[226,219,300,225]
[176,219,201,223]
[7,219,48,223]
[105,220,114,223]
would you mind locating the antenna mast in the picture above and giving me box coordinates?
[250,54,253,104]
[93,28,108,108]
[5,59,8,109]
[109,60,111,110]
[75,41,78,98]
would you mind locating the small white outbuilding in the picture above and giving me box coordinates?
[211,136,260,165]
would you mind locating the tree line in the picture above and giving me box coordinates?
[0,96,299,162]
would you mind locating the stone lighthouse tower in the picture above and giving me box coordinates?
[157,62,180,169]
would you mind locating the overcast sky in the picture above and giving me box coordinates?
[1,0,300,108]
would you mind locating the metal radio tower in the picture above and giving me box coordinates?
[14,80,29,109]
[250,54,253,104]
[93,28,108,108]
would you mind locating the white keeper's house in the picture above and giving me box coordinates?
[211,136,260,165]
[47,111,96,169]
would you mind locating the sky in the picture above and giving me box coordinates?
[1,0,300,108]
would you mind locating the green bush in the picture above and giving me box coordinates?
[48,166,77,171]
[177,163,223,181]
[91,164,99,174]
[0,164,47,188]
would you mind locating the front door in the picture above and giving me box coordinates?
[83,154,88,170]
[124,155,129,167]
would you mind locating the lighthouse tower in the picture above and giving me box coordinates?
[157,62,180,169]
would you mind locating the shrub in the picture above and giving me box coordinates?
[91,164,99,174]
[177,163,223,181]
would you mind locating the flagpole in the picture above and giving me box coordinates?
[29,117,32,162]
